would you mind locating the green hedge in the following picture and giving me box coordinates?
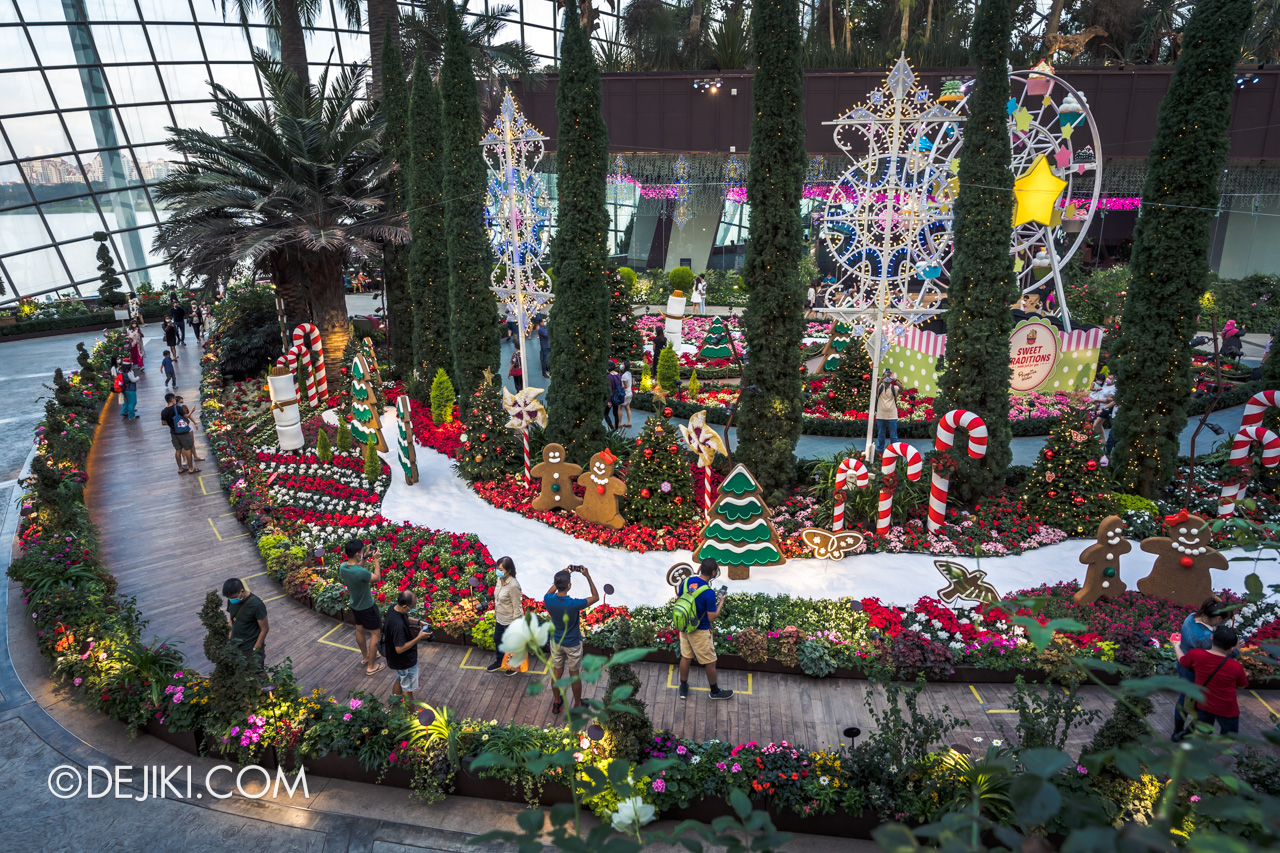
[0,305,173,338]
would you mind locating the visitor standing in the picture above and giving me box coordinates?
[161,350,177,391]
[620,360,634,428]
[161,392,199,474]
[127,322,145,370]
[504,304,519,344]
[222,578,269,677]
[675,558,734,700]
[805,282,816,319]
[652,326,667,369]
[163,319,181,367]
[108,356,121,406]
[1177,625,1248,737]
[543,566,599,714]
[488,556,524,673]
[340,539,385,676]
[383,589,433,705]
[118,358,139,420]
[175,394,204,461]
[189,301,204,342]
[537,316,551,379]
[508,349,524,392]
[1172,598,1228,735]
[604,362,623,430]
[874,369,901,456]
[171,300,187,345]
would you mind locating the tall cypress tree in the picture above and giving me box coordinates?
[934,0,1017,501]
[1110,0,1252,497]
[380,23,413,374]
[440,2,499,397]
[407,52,452,386]
[734,0,806,503]
[545,0,611,462]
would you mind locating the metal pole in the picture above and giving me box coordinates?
[1044,226,1073,333]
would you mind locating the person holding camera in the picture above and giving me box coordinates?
[544,565,599,714]
[383,589,433,705]
[677,558,733,700]
[341,539,384,676]
[874,368,902,457]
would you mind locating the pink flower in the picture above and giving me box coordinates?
[343,713,352,721]
[349,698,362,710]
[652,779,666,792]
[1076,765,1088,775]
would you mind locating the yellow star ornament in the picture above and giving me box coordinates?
[1011,155,1068,228]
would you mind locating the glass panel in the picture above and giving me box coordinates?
[89,148,142,187]
[305,30,340,62]
[336,32,365,64]
[90,25,149,65]
[200,24,254,61]
[2,245,69,295]
[58,235,107,283]
[169,101,223,135]
[104,63,167,105]
[0,1,19,25]
[3,114,71,158]
[42,201,108,242]
[247,23,274,54]
[99,188,155,228]
[115,104,174,145]
[0,23,37,69]
[44,68,91,109]
[130,144,176,181]
[128,224,161,267]
[147,24,205,62]
[135,0,193,22]
[82,0,139,21]
[15,0,62,23]
[27,166,92,202]
[206,62,260,98]
[0,69,55,114]
[0,178,33,211]
[158,62,214,102]
[61,108,121,152]
[0,208,47,252]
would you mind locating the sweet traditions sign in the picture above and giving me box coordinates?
[1009,319,1060,392]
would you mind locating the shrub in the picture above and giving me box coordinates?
[315,428,333,462]
[668,265,694,295]
[655,345,679,394]
[335,422,353,453]
[471,610,496,650]
[601,663,652,763]
[798,638,837,678]
[430,367,455,424]
[889,630,954,680]
[618,266,637,295]
[1008,679,1102,750]
[205,281,283,380]
[687,369,700,399]
[732,627,768,663]
[363,440,380,483]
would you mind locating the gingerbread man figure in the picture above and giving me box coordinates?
[1137,509,1228,609]
[575,448,627,529]
[1075,515,1131,604]
[530,444,582,513]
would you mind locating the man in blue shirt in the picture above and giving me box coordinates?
[678,558,733,700]
[543,566,599,714]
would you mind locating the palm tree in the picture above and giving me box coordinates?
[367,0,398,99]
[215,0,363,87]
[398,0,541,100]
[154,55,405,360]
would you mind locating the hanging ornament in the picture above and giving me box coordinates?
[660,481,672,493]
[641,488,651,498]
[1087,460,1098,471]
[669,444,678,454]
[663,407,673,417]
[644,448,654,459]
[1044,450,1054,460]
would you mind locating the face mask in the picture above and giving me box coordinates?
[229,598,241,604]
[495,569,506,579]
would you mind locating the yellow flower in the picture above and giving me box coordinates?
[362,727,369,734]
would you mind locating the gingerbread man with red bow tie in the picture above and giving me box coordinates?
[1137,509,1228,609]
[575,448,628,529]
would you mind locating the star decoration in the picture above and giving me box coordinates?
[650,385,669,404]
[502,386,547,431]
[678,409,728,468]
[1012,154,1068,228]
[480,367,496,387]
[1013,107,1032,132]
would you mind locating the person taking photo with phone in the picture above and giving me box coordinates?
[383,589,433,705]
[341,539,384,676]
[675,558,733,700]
[544,565,599,714]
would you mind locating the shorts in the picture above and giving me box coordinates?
[506,321,518,334]
[1094,412,1112,427]
[395,663,420,693]
[623,391,633,405]
[680,629,717,664]
[352,605,381,631]
[550,641,583,672]
[170,431,195,451]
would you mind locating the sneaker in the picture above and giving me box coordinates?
[551,699,563,715]
[709,687,734,700]
[485,661,502,672]
[679,683,689,700]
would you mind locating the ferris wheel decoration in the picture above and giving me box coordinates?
[819,56,964,323]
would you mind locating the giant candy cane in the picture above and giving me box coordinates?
[286,344,316,406]
[927,410,988,533]
[1218,426,1280,518]
[291,323,328,400]
[832,457,871,532]
[1241,390,1280,429]
[877,443,923,535]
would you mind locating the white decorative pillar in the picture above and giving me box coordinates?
[267,366,304,451]
[664,289,687,349]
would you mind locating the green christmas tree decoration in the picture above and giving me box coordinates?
[430,367,455,424]
[1109,0,1253,497]
[935,0,1017,502]
[544,0,611,464]
[440,1,499,397]
[655,345,680,395]
[455,373,520,483]
[1022,408,1117,535]
[625,409,696,529]
[639,361,653,392]
[735,0,806,503]
[363,439,381,484]
[407,52,453,384]
[379,24,413,373]
[315,427,333,462]
[819,321,853,372]
[694,463,787,580]
[349,355,388,452]
[824,337,874,415]
[609,268,642,363]
[335,421,353,454]
[698,317,735,360]
[93,231,126,308]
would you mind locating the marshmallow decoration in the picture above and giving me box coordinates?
[663,289,687,348]
[267,366,304,451]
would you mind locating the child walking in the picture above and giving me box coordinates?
[161,350,177,390]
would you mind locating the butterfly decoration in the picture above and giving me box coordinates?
[934,560,1001,605]
[679,409,728,468]
[1045,472,1056,482]
[801,528,866,561]
[502,386,547,431]
[1069,430,1090,443]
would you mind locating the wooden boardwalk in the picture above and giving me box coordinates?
[82,338,1280,750]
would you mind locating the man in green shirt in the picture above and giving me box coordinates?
[340,539,384,675]
[222,578,269,678]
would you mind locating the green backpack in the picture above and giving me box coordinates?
[671,578,705,633]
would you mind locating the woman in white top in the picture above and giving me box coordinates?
[688,276,703,315]
[696,277,708,315]
[620,360,634,427]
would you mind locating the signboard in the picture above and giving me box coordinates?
[1009,319,1061,392]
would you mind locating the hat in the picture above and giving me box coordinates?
[122,358,132,365]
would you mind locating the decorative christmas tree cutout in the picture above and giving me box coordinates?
[698,317,735,360]
[1021,407,1115,536]
[628,406,696,529]
[693,463,786,580]
[824,335,874,414]
[456,369,520,483]
[819,321,854,372]
[395,394,418,485]
[361,337,384,387]
[349,354,388,452]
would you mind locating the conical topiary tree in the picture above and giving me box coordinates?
[655,345,680,395]
[934,0,1017,502]
[407,51,452,384]
[1109,0,1253,497]
[1022,407,1116,537]
[430,367,455,424]
[363,439,381,483]
[316,427,333,462]
[609,268,642,363]
[698,317,735,360]
[93,231,126,308]
[625,408,696,529]
[380,23,413,373]
[455,375,520,482]
[335,421,353,454]
[825,337,874,415]
[693,463,786,580]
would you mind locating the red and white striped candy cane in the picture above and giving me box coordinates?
[832,457,871,532]
[291,323,328,400]
[275,351,299,398]
[1241,390,1280,429]
[928,410,988,533]
[522,430,532,485]
[877,443,922,535]
[703,467,713,519]
[288,344,317,407]
[1218,425,1280,518]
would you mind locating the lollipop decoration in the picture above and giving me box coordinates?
[1217,426,1280,518]
[502,386,548,485]
[679,409,729,518]
[878,442,923,535]
[928,410,988,533]
[291,323,328,401]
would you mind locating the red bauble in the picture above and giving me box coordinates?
[635,438,643,446]
[480,433,487,441]
[828,391,836,400]
[596,485,606,495]
[1044,450,1054,460]
[1180,556,1194,568]
[674,496,683,504]
[669,444,678,453]
[663,407,673,417]
[641,488,651,498]
[1087,460,1097,471]
[643,448,654,458]
[1047,490,1058,498]
[861,374,870,381]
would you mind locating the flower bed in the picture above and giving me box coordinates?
[632,314,829,378]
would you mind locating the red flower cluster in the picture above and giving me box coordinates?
[272,474,382,505]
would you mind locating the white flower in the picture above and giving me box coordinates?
[973,736,984,743]
[690,755,700,764]
[992,740,1003,746]
[612,796,656,833]
[819,776,830,786]
[499,613,550,667]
